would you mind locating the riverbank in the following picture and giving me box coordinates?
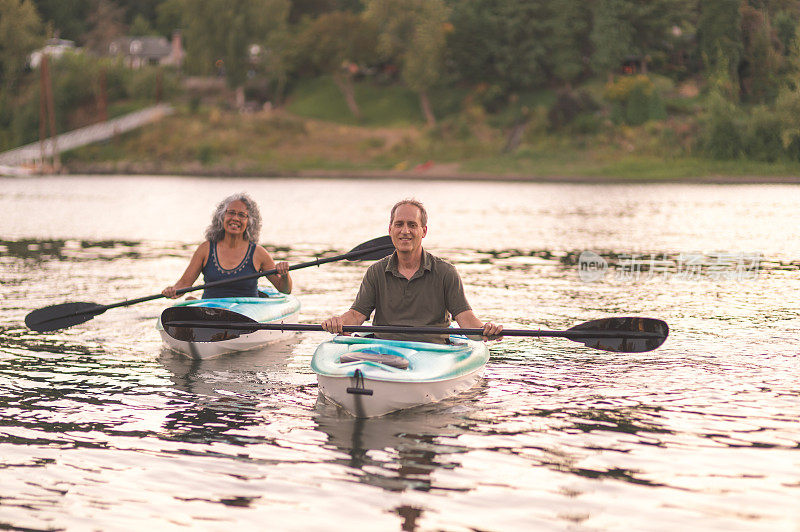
[56,107,800,184]
[61,162,800,184]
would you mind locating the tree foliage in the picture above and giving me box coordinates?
[592,0,692,76]
[6,0,800,164]
[31,0,90,41]
[697,0,743,87]
[545,0,591,84]
[162,0,289,88]
[448,1,553,94]
[591,0,634,77]
[294,11,378,119]
[364,0,450,125]
[83,0,127,54]
[0,0,44,89]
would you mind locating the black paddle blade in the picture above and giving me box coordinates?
[24,302,106,332]
[568,317,669,353]
[346,235,394,261]
[161,306,257,343]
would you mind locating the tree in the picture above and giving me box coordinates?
[83,0,127,54]
[163,0,290,92]
[30,0,90,42]
[590,0,635,78]
[364,0,449,126]
[448,1,550,95]
[288,0,337,24]
[774,9,797,55]
[591,0,692,78]
[295,11,378,120]
[697,0,743,95]
[545,0,592,85]
[0,0,44,89]
[739,4,784,103]
[129,14,156,36]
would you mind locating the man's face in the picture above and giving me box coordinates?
[389,204,427,253]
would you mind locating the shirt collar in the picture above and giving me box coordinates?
[386,249,432,277]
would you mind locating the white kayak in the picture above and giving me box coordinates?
[156,286,300,359]
[311,335,489,418]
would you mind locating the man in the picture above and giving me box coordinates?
[321,199,503,343]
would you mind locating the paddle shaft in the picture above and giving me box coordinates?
[66,243,396,315]
[161,321,665,340]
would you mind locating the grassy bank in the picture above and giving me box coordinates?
[63,76,800,182]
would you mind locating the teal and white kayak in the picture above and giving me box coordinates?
[156,286,300,359]
[311,335,489,418]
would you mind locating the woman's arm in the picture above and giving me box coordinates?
[255,245,292,294]
[162,242,209,298]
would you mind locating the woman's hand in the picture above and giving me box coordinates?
[275,261,290,277]
[162,286,179,299]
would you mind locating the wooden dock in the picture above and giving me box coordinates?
[0,104,173,174]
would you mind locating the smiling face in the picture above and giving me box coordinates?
[389,203,427,254]
[223,199,249,238]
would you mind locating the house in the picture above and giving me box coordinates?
[29,38,77,69]
[109,31,184,69]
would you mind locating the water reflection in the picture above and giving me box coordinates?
[0,333,155,448]
[0,238,153,262]
[314,391,487,493]
[158,341,298,446]
[3,237,798,275]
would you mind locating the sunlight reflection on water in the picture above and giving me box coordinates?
[0,176,798,530]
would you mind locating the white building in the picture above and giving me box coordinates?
[28,38,78,69]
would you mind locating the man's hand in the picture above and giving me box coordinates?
[321,315,347,335]
[481,322,504,341]
[321,309,367,335]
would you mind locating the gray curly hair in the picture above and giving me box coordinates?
[204,193,262,243]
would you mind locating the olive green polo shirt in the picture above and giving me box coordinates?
[351,250,472,343]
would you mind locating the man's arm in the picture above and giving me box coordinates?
[454,310,503,341]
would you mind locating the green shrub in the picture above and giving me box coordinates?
[547,90,598,131]
[196,144,215,165]
[264,115,308,135]
[698,94,744,159]
[570,113,602,135]
[604,74,654,103]
[604,74,666,126]
[128,67,179,102]
[625,84,651,125]
[742,106,783,162]
[189,96,202,114]
[775,89,800,160]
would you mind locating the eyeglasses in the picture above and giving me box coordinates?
[225,210,249,220]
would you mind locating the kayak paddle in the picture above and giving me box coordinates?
[25,235,395,333]
[160,316,669,353]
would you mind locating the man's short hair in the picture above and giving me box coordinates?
[390,199,427,226]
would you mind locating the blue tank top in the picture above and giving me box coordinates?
[202,241,259,299]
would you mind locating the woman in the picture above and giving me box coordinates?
[162,193,292,299]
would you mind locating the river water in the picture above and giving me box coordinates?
[1,175,798,531]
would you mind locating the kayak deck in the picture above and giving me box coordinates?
[156,286,300,359]
[312,335,486,382]
[312,335,489,417]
